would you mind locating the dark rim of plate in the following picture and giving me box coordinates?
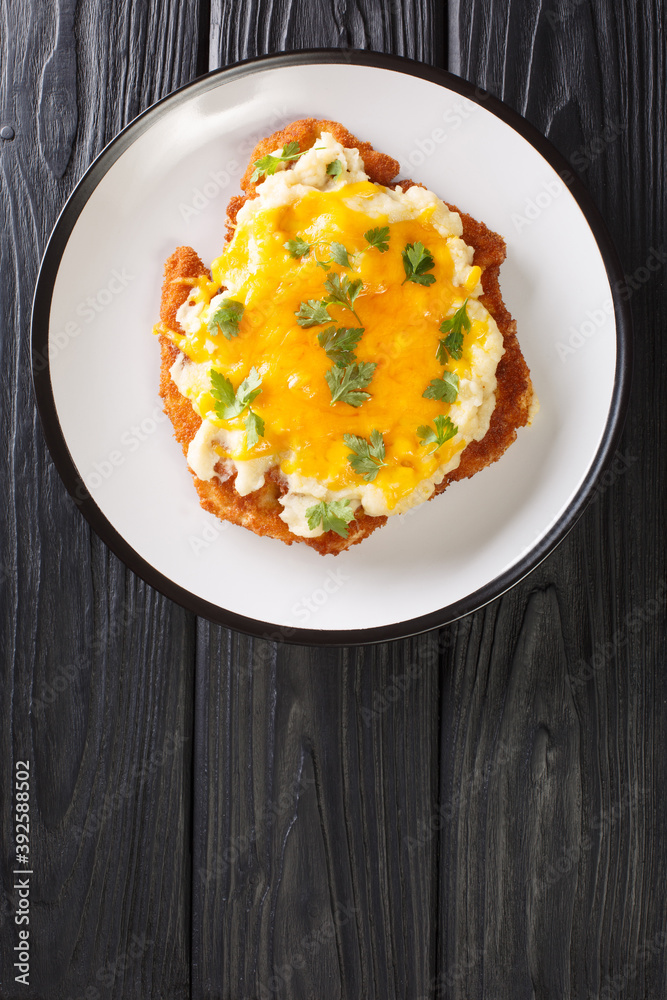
[31,49,632,647]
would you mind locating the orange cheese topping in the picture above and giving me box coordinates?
[168,182,491,510]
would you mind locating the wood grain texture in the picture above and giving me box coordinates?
[1,0,665,999]
[193,5,449,998]
[0,1,201,997]
[209,0,444,65]
[445,1,667,998]
[193,626,442,999]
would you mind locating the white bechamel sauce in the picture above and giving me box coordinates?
[171,133,508,537]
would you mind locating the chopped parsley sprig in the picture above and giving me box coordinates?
[306,499,356,538]
[402,241,436,286]
[318,326,364,368]
[296,299,333,327]
[344,430,386,482]
[207,299,244,340]
[422,371,460,403]
[364,226,390,253]
[437,299,470,362]
[296,274,363,328]
[210,368,265,449]
[251,141,306,182]
[325,361,376,406]
[284,237,311,259]
[323,273,363,323]
[329,242,353,268]
[326,159,343,180]
[417,415,458,453]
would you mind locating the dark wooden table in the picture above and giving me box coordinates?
[2,1,666,998]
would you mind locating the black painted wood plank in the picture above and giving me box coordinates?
[193,627,443,999]
[194,4,447,998]
[442,2,667,998]
[0,1,201,997]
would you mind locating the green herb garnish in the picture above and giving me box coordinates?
[422,371,460,403]
[244,410,265,449]
[305,499,356,538]
[324,273,363,323]
[251,141,305,182]
[417,415,458,453]
[284,237,311,259]
[210,367,262,420]
[317,325,364,367]
[364,226,390,253]
[436,299,470,362]
[325,361,376,407]
[401,241,436,286]
[207,299,244,340]
[344,430,386,482]
[326,159,343,180]
[329,242,353,268]
[296,299,333,327]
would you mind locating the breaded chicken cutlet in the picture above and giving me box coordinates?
[156,119,536,555]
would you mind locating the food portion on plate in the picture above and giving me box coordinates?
[155,119,537,555]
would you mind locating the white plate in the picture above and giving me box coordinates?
[32,52,631,644]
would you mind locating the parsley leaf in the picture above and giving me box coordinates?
[209,369,236,413]
[210,366,262,420]
[422,371,460,403]
[316,260,331,271]
[317,325,364,367]
[207,299,244,340]
[244,410,265,449]
[251,141,305,182]
[401,241,436,286]
[344,430,386,482]
[305,499,356,539]
[436,299,470,362]
[417,415,459,453]
[324,273,363,322]
[364,226,390,253]
[329,242,353,268]
[326,159,343,180]
[284,237,311,259]
[325,361,376,406]
[296,299,333,327]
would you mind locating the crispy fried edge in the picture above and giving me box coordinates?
[159,120,535,554]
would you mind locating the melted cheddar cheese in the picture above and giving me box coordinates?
[161,133,505,537]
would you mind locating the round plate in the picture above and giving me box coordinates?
[32,51,631,645]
